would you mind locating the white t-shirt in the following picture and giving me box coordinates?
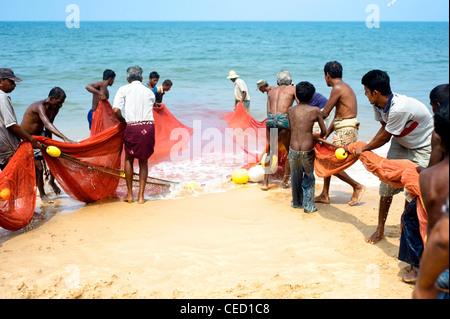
[113,81,155,123]
[373,92,433,149]
[0,90,21,166]
[234,78,250,101]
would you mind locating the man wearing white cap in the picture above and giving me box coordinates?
[227,70,250,112]
[0,68,42,171]
[256,79,274,94]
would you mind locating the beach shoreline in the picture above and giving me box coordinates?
[0,182,414,299]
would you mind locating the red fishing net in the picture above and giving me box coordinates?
[0,100,426,238]
[35,123,126,203]
[0,142,36,231]
[314,139,426,243]
[223,102,287,170]
[90,99,120,136]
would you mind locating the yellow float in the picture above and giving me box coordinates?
[231,169,249,184]
[46,146,62,158]
[184,181,199,190]
[335,147,348,160]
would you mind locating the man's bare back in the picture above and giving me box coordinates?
[21,90,74,143]
[289,104,325,151]
[267,85,297,115]
[86,81,110,111]
[322,80,358,120]
[21,100,58,136]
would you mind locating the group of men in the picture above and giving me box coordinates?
[1,64,448,298]
[242,62,448,297]
[85,69,173,130]
[86,67,172,205]
[0,67,173,206]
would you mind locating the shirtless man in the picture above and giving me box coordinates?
[288,82,326,213]
[261,70,298,190]
[413,104,449,298]
[315,61,366,206]
[419,103,449,236]
[85,69,116,130]
[21,87,76,203]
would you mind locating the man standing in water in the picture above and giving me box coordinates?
[85,69,116,130]
[315,61,366,206]
[256,79,274,95]
[227,70,251,112]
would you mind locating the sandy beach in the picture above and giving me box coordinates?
[0,181,414,299]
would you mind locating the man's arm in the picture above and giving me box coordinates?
[37,107,75,143]
[113,108,126,123]
[241,91,247,102]
[353,122,392,156]
[112,87,126,121]
[325,118,335,140]
[8,124,42,149]
[317,109,327,138]
[321,87,341,119]
[86,82,106,100]
[413,215,449,299]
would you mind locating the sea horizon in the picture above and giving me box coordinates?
[1,20,448,191]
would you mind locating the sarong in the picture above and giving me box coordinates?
[124,121,156,160]
[331,118,359,147]
[267,113,290,130]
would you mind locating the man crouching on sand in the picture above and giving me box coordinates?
[287,82,326,213]
[113,66,156,204]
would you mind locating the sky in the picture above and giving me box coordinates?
[0,0,448,22]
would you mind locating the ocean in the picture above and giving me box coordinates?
[1,21,449,193]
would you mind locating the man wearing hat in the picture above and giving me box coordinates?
[0,68,42,170]
[227,70,250,112]
[256,79,274,94]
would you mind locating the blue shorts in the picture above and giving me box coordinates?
[87,109,94,130]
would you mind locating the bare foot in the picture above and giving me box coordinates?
[122,195,134,203]
[349,185,366,206]
[314,194,330,204]
[365,229,385,245]
[137,197,146,204]
[261,185,269,191]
